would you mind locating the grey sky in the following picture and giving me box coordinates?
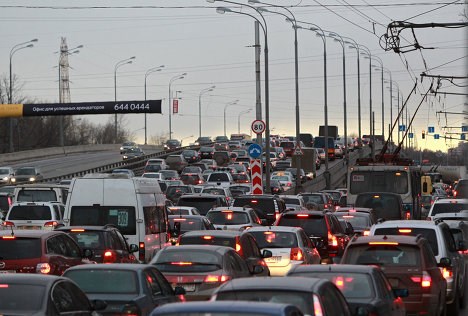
[1,0,466,149]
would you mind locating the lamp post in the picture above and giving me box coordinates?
[199,85,216,138]
[238,109,252,133]
[9,38,38,152]
[168,73,186,140]
[144,65,165,145]
[224,99,239,136]
[372,55,385,139]
[212,1,272,193]
[249,0,302,193]
[114,56,136,142]
[344,38,362,147]
[328,32,348,163]
[58,45,82,148]
[361,46,374,158]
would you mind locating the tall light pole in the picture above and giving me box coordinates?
[199,85,216,138]
[114,56,135,142]
[144,65,164,145]
[344,38,362,147]
[361,46,374,158]
[58,45,83,148]
[372,55,385,139]
[213,2,272,193]
[328,32,348,163]
[249,0,302,193]
[224,99,239,136]
[168,73,186,140]
[238,109,252,133]
[9,38,38,152]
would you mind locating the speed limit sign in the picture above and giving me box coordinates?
[251,119,266,134]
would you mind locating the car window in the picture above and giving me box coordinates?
[344,244,422,267]
[0,237,42,259]
[8,205,52,220]
[250,231,298,248]
[51,281,91,313]
[441,226,457,252]
[110,231,125,251]
[246,235,261,258]
[47,236,67,256]
[226,250,249,275]
[320,284,350,316]
[143,270,163,296]
[150,267,175,296]
[59,235,81,258]
[373,227,439,256]
[277,215,327,238]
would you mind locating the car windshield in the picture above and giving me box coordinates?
[0,168,10,175]
[272,176,289,181]
[0,238,42,259]
[65,269,138,294]
[207,211,249,225]
[215,290,312,314]
[66,231,105,249]
[8,205,52,220]
[373,227,439,256]
[16,168,36,176]
[344,244,421,267]
[0,284,45,312]
[301,195,323,204]
[431,203,468,216]
[154,249,221,272]
[277,215,327,238]
[250,231,298,248]
[69,206,136,235]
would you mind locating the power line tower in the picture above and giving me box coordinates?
[59,37,71,103]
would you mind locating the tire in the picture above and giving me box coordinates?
[447,292,460,316]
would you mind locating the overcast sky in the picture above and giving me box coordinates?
[0,0,466,150]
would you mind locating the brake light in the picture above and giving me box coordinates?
[236,243,242,252]
[334,276,344,289]
[139,242,145,262]
[36,263,51,274]
[0,284,9,288]
[328,232,338,247]
[313,294,324,316]
[342,215,354,218]
[204,275,231,283]
[121,303,140,316]
[411,271,431,288]
[368,241,399,246]
[203,236,213,240]
[453,190,458,197]
[297,214,309,218]
[405,211,411,220]
[2,235,15,240]
[2,221,15,227]
[398,229,412,234]
[70,228,85,232]
[290,248,304,261]
[171,262,193,265]
[103,250,117,264]
[441,267,453,279]
[44,221,58,228]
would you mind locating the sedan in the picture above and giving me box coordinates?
[287,264,407,316]
[271,175,294,191]
[64,264,184,316]
[11,166,43,184]
[122,147,145,160]
[0,274,106,315]
[150,245,254,300]
[0,166,15,185]
[169,215,215,245]
[247,226,321,276]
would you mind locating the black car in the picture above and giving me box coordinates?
[164,139,181,150]
[199,146,215,159]
[64,264,184,315]
[232,195,287,225]
[168,215,215,245]
[195,137,212,146]
[0,274,106,315]
[56,225,139,263]
[182,150,200,163]
[287,264,407,316]
[122,147,145,160]
[166,185,195,204]
[270,180,285,194]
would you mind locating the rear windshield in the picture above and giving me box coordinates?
[232,198,275,213]
[301,195,323,204]
[177,197,222,215]
[0,284,45,312]
[8,205,52,220]
[202,188,226,196]
[355,194,402,220]
[167,186,191,195]
[179,235,236,249]
[430,203,468,216]
[282,198,300,205]
[207,211,249,225]
[66,231,105,249]
[208,173,230,182]
[344,244,421,267]
[0,238,42,259]
[69,206,136,235]
[276,215,327,238]
[154,249,221,272]
[334,214,370,229]
[16,190,59,203]
[250,231,298,248]
[373,227,438,255]
[169,218,203,233]
[65,270,138,294]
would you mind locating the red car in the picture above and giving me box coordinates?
[0,230,93,275]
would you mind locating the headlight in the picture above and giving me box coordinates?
[11,178,16,183]
[29,177,36,182]
[123,156,128,159]
[120,147,124,150]
[2,176,8,181]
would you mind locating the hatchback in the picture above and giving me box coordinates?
[206,207,263,230]
[182,150,200,163]
[426,198,468,220]
[64,264,184,316]
[165,154,188,173]
[199,146,215,159]
[169,215,215,245]
[150,245,254,300]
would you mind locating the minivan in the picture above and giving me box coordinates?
[63,173,169,263]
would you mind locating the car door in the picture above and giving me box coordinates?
[46,235,71,275]
[50,280,93,315]
[319,283,352,316]
[299,229,320,264]
[225,250,251,279]
[140,268,178,314]
[114,229,137,262]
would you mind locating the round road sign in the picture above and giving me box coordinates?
[251,119,266,134]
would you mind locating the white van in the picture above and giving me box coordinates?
[63,173,169,263]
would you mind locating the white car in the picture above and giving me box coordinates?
[247,226,321,276]
[3,201,65,230]
[206,207,263,231]
[167,206,201,216]
[146,158,168,170]
[271,175,294,191]
[141,172,165,181]
[426,198,468,220]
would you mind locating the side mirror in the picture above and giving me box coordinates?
[393,288,409,298]
[82,249,94,259]
[174,286,186,295]
[91,299,107,311]
[438,257,452,268]
[260,219,268,225]
[253,265,264,274]
[129,244,139,253]
[458,240,467,252]
[355,306,369,316]
[262,249,273,258]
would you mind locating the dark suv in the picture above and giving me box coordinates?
[274,210,348,263]
[232,195,287,225]
[341,234,447,316]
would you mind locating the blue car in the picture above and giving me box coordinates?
[150,301,304,316]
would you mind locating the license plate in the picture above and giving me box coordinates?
[18,226,41,230]
[0,270,16,274]
[265,256,282,263]
[388,278,399,287]
[180,284,196,292]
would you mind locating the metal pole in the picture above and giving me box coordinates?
[254,21,263,146]
[369,53,374,159]
[9,53,13,153]
[144,76,147,144]
[389,80,393,143]
[381,66,384,139]
[356,46,361,146]
[114,67,117,142]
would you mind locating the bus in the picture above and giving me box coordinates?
[347,156,422,219]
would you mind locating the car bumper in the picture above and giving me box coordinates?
[404,293,441,316]
[267,261,302,277]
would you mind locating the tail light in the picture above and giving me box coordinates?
[2,221,15,227]
[290,248,304,261]
[453,190,458,197]
[287,182,292,186]
[405,211,411,220]
[139,242,145,262]
[103,250,117,263]
[44,221,58,228]
[121,302,141,316]
[440,267,453,280]
[36,263,51,274]
[328,232,338,247]
[313,294,324,316]
[204,275,231,283]
[411,271,431,288]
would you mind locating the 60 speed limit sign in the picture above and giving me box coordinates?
[251,119,266,134]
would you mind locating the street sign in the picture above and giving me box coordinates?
[428,126,435,133]
[251,119,266,134]
[398,125,406,132]
[434,134,440,140]
[248,143,262,159]
[250,158,263,195]
[293,144,303,156]
[173,99,179,114]
[408,133,414,139]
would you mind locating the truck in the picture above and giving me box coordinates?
[319,125,338,140]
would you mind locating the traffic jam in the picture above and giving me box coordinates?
[0,135,467,316]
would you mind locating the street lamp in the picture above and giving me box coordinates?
[9,38,38,152]
[211,0,272,193]
[360,46,374,158]
[251,1,302,193]
[144,65,165,145]
[168,73,186,140]
[223,99,239,136]
[238,109,252,134]
[372,55,385,139]
[114,56,136,142]
[199,85,216,138]
[345,38,362,147]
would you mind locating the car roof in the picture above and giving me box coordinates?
[247,226,303,233]
[160,244,235,254]
[433,198,468,204]
[168,215,206,220]
[289,263,379,274]
[215,276,328,293]
[0,230,63,238]
[0,274,67,286]
[56,225,119,232]
[373,219,445,229]
[348,234,422,246]
[336,207,374,213]
[181,230,242,238]
[280,210,326,216]
[64,263,153,272]
[209,207,253,212]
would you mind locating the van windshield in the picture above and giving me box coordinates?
[16,190,58,203]
[70,206,136,235]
